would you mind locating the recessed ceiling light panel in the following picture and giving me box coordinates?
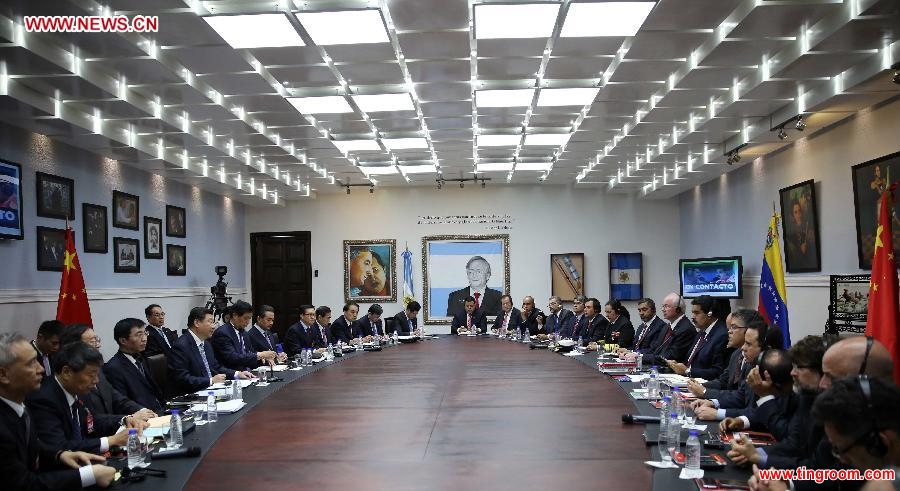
[359,165,398,175]
[561,2,656,37]
[475,89,536,108]
[332,139,382,153]
[516,162,553,171]
[537,87,600,106]
[524,133,572,146]
[476,135,522,147]
[399,164,437,174]
[352,93,415,112]
[474,3,561,39]
[204,14,305,48]
[476,162,514,172]
[382,137,429,150]
[286,96,354,114]
[295,9,390,45]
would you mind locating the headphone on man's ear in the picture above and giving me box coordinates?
[857,373,888,458]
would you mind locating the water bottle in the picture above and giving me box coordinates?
[326,343,334,361]
[648,373,660,400]
[685,430,701,472]
[392,330,399,344]
[636,352,644,371]
[659,395,671,436]
[667,412,681,459]
[304,348,312,365]
[126,429,143,469]
[356,333,364,351]
[207,391,218,423]
[674,392,686,422]
[169,410,183,449]
[232,373,243,401]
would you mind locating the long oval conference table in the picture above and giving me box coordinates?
[126,336,750,490]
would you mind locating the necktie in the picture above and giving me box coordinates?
[42,355,51,376]
[320,325,328,343]
[408,319,414,333]
[237,330,246,352]
[133,355,145,376]
[473,292,481,309]
[635,323,648,348]
[502,312,509,329]
[657,327,675,354]
[730,357,744,386]
[687,333,707,366]
[71,400,82,440]
[370,321,376,336]
[159,327,172,348]
[550,314,558,333]
[198,342,213,378]
[22,408,31,446]
[264,331,274,350]
[467,314,472,329]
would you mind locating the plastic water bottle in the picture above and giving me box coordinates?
[356,333,364,351]
[685,430,701,471]
[659,395,671,436]
[392,330,399,344]
[647,373,660,400]
[207,391,218,423]
[667,412,681,459]
[636,352,644,371]
[232,373,243,401]
[169,410,183,449]
[326,343,334,361]
[126,429,143,469]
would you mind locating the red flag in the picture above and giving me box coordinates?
[56,227,93,326]
[865,183,900,383]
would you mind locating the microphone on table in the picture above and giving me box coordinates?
[622,414,661,424]
[150,446,202,459]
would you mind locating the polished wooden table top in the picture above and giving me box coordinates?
[186,337,652,490]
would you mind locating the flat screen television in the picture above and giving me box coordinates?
[0,159,23,240]
[679,256,743,299]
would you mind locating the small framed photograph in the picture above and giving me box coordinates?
[82,203,108,254]
[144,217,163,259]
[112,190,139,230]
[113,237,140,273]
[827,274,870,334]
[167,244,186,276]
[608,252,643,301]
[0,159,24,240]
[36,226,66,271]
[779,179,821,273]
[36,172,75,220]
[166,205,186,238]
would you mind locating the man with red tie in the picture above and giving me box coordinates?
[445,256,503,317]
[491,295,520,335]
[451,297,487,335]
[665,295,728,379]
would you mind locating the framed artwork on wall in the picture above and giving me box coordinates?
[82,203,108,253]
[144,216,163,259]
[608,252,643,301]
[113,237,140,273]
[343,239,396,303]
[550,253,584,302]
[112,190,139,230]
[0,159,24,240]
[851,150,900,269]
[36,171,74,220]
[779,179,821,273]
[826,274,870,334]
[167,244,186,276]
[36,226,66,271]
[422,234,510,324]
[166,205,186,238]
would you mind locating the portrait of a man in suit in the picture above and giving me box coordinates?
[446,255,502,317]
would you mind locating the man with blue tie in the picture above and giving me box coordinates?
[246,305,287,364]
[168,307,254,393]
[103,318,165,413]
[543,296,574,339]
[353,304,386,344]
[283,305,319,357]
[391,301,421,336]
[211,300,278,372]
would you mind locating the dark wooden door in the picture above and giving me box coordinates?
[250,231,311,339]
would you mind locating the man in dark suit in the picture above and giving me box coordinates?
[625,298,666,352]
[27,343,134,455]
[642,292,696,367]
[103,318,165,413]
[246,305,287,363]
[32,320,63,381]
[0,332,117,489]
[392,301,421,336]
[446,256,503,317]
[211,300,278,372]
[329,303,359,344]
[561,295,587,339]
[284,304,320,356]
[143,303,177,358]
[352,304,387,343]
[168,307,253,393]
[578,298,609,349]
[688,309,757,398]
[665,295,728,379]
[451,296,487,335]
[491,294,520,334]
[512,295,548,337]
[544,296,575,338]
[312,306,335,348]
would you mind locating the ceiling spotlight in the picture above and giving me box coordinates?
[346,187,350,195]
[732,152,741,163]
[369,186,374,194]
[892,62,900,84]
[795,116,806,131]
[481,179,486,189]
[460,182,464,189]
[437,180,442,189]
[777,127,788,140]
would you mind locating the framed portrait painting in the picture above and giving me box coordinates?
[608,252,643,301]
[112,190,139,230]
[779,179,821,273]
[36,172,74,220]
[343,239,396,303]
[166,205,186,238]
[422,234,510,324]
[550,253,584,302]
[82,203,108,253]
[144,216,162,259]
[167,244,186,276]
[36,226,66,271]
[113,237,140,273]
[851,150,900,269]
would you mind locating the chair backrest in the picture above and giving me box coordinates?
[146,353,173,399]
[384,317,397,335]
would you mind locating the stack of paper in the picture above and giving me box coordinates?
[190,399,246,414]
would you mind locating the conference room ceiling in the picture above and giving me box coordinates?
[0,0,898,204]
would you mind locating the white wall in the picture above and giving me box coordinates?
[679,96,900,342]
[246,185,683,333]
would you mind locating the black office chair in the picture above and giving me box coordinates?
[146,353,173,399]
[384,317,397,335]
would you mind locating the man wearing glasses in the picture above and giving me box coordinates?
[103,318,165,413]
[446,256,502,317]
[143,304,177,358]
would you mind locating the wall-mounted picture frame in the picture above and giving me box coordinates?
[112,190,139,230]
[82,203,108,254]
[851,150,900,270]
[422,234,510,324]
[113,237,140,273]
[144,216,162,259]
[779,179,821,273]
[550,253,584,302]
[36,171,74,220]
[0,159,24,240]
[166,205,186,238]
[36,226,66,271]
[343,239,396,303]
[167,244,186,276]
[826,274,870,334]
[608,252,643,301]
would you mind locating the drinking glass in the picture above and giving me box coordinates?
[257,366,268,384]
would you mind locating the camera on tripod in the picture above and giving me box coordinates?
[206,266,232,321]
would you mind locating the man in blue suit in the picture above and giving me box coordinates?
[168,307,254,393]
[143,304,177,358]
[312,305,335,348]
[103,318,165,413]
[451,297,487,335]
[642,292,696,367]
[246,305,287,364]
[351,304,387,344]
[665,295,728,380]
[329,303,359,344]
[211,300,278,371]
[284,305,320,356]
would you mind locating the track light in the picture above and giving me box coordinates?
[725,150,740,165]
[777,127,788,140]
[369,186,374,194]
[892,62,900,85]
[481,179,486,189]
[460,182,464,189]
[437,180,442,189]
[346,187,350,195]
[795,116,805,131]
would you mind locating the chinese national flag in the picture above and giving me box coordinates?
[56,227,93,326]
[865,183,900,383]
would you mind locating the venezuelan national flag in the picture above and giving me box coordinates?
[758,211,791,348]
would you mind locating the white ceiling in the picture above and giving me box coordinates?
[0,0,898,205]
